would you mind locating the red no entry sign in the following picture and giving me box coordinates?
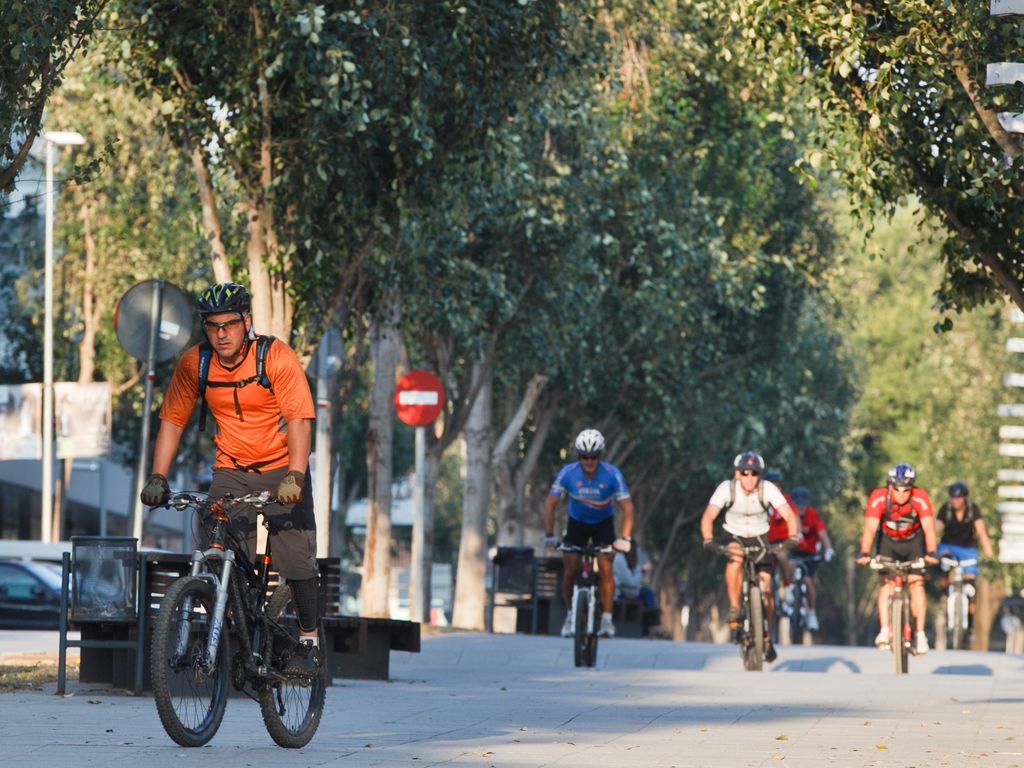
[394,369,445,426]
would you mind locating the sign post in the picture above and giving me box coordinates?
[115,280,194,542]
[393,370,445,624]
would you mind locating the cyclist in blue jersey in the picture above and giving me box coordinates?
[543,429,635,638]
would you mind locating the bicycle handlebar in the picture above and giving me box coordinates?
[711,541,789,557]
[165,491,280,511]
[558,544,614,555]
[868,555,927,573]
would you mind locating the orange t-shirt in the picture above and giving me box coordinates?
[159,339,314,471]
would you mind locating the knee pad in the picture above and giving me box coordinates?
[288,577,321,634]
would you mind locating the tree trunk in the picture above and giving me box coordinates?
[360,292,401,617]
[493,387,555,549]
[188,141,231,284]
[452,362,493,630]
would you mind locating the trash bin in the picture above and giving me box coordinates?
[493,546,535,594]
[71,536,138,621]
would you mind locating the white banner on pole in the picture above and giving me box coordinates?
[999,443,1024,457]
[0,384,42,460]
[998,404,1024,417]
[998,485,1024,498]
[1000,425,1024,439]
[997,501,1024,514]
[54,382,111,458]
[1004,373,1024,388]
[999,469,1024,481]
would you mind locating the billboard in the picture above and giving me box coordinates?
[55,382,111,458]
[0,384,42,460]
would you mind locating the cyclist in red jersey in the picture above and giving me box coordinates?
[785,487,834,632]
[856,463,938,654]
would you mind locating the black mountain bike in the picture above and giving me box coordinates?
[152,491,326,748]
[715,540,787,671]
[783,554,822,646]
[560,544,612,668]
[868,555,927,674]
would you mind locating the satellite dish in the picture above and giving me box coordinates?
[114,280,194,362]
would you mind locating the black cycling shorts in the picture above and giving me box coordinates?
[565,516,616,548]
[720,533,774,574]
[877,532,925,562]
[790,554,819,579]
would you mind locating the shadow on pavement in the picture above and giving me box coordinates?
[931,664,992,676]
[771,656,861,674]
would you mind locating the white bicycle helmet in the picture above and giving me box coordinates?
[574,429,605,455]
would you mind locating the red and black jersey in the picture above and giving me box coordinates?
[865,486,934,541]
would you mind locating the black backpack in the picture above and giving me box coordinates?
[197,335,276,431]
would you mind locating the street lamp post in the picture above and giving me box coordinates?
[41,130,85,543]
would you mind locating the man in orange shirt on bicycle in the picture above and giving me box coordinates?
[856,463,938,654]
[139,282,320,674]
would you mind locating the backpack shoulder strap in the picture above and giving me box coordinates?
[721,479,735,513]
[198,341,214,431]
[254,335,276,391]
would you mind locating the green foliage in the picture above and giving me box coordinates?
[0,1,108,190]
[738,0,1024,315]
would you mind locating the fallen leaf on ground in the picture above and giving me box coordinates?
[776,735,788,741]
[876,744,888,750]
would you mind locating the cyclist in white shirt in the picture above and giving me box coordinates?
[700,451,798,662]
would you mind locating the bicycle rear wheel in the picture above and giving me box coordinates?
[948,588,966,651]
[573,589,589,667]
[789,592,805,647]
[890,594,908,674]
[743,585,765,671]
[151,576,229,747]
[259,584,326,748]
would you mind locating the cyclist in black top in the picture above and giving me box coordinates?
[936,481,994,581]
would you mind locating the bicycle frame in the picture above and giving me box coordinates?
[560,544,611,668]
[715,540,786,671]
[941,556,978,649]
[169,493,290,680]
[869,556,926,673]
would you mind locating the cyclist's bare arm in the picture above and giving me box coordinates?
[857,517,880,564]
[618,496,636,539]
[285,417,312,474]
[543,492,561,537]
[699,504,721,541]
[974,517,995,558]
[921,515,938,560]
[151,421,186,477]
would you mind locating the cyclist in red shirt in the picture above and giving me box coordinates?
[856,463,938,654]
[786,486,834,632]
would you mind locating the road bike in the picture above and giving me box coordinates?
[869,555,927,674]
[781,553,822,646]
[560,544,612,668]
[939,555,979,651]
[714,540,787,671]
[151,491,325,748]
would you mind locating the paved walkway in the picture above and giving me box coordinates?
[2,630,1023,767]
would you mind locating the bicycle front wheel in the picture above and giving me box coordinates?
[151,576,229,747]
[789,593,805,647]
[743,584,765,671]
[948,588,966,651]
[260,584,327,749]
[890,594,907,674]
[573,589,590,668]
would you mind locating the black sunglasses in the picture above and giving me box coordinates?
[739,469,760,477]
[578,453,601,461]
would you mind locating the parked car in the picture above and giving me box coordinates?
[0,560,63,630]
